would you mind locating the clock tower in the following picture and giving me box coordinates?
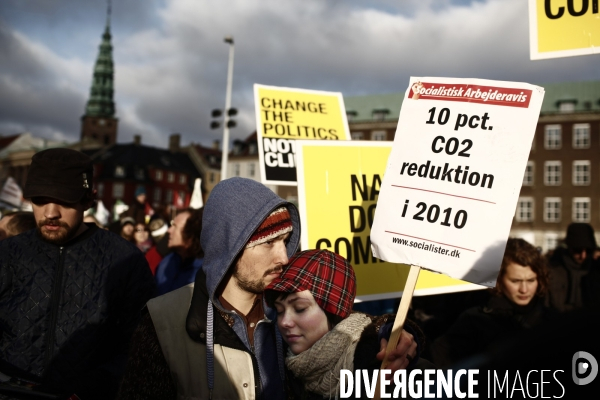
[81,1,118,146]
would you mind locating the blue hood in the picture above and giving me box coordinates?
[200,177,300,305]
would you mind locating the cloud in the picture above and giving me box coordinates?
[0,20,88,141]
[1,0,599,149]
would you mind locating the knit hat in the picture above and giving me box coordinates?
[245,207,293,248]
[121,217,135,227]
[149,218,168,238]
[266,249,356,319]
[23,148,93,203]
[135,186,146,197]
[565,223,597,250]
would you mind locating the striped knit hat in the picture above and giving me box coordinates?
[266,249,356,319]
[245,207,293,248]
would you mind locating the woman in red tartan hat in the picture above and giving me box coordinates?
[265,249,427,399]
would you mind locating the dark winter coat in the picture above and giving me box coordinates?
[547,247,594,312]
[431,295,554,367]
[154,253,203,296]
[0,224,156,399]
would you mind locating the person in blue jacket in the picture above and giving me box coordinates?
[154,207,204,296]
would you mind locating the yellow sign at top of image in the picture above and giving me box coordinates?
[256,86,349,141]
[529,0,600,59]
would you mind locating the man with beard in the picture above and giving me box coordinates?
[0,148,155,400]
[118,177,417,400]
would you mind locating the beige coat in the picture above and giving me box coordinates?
[147,284,256,400]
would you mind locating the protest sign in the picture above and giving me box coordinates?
[0,177,23,208]
[254,84,351,185]
[529,0,600,59]
[296,140,484,300]
[371,77,544,287]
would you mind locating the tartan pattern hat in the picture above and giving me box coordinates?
[266,249,356,318]
[245,207,293,248]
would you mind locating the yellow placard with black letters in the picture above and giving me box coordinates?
[295,140,484,300]
[254,84,351,186]
[529,0,600,59]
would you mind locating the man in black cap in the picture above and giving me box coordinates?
[0,148,155,399]
[547,222,599,312]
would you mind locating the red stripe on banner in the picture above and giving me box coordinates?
[408,82,533,108]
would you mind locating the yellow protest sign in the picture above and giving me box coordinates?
[296,141,483,300]
[529,0,600,59]
[254,84,350,186]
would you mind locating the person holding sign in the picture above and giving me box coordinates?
[430,238,554,367]
[265,249,426,399]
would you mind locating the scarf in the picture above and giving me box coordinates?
[285,312,372,397]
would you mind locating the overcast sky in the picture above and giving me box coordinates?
[1,0,599,149]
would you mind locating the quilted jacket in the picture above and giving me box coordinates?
[0,224,156,399]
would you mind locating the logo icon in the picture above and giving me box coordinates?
[572,351,598,385]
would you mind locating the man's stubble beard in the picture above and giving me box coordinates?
[233,265,283,295]
[37,218,82,245]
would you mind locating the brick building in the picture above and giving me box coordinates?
[87,134,200,211]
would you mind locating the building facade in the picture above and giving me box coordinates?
[226,132,279,194]
[87,134,200,212]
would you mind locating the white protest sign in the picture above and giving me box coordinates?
[0,177,23,207]
[371,77,544,287]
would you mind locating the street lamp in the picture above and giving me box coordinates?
[220,36,235,181]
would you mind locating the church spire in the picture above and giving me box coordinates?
[80,0,118,146]
[84,0,115,118]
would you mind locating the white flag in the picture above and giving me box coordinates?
[190,178,203,209]
[95,200,110,227]
[0,177,23,207]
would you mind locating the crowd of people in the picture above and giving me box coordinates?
[1,147,599,399]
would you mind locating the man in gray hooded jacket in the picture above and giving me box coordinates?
[119,177,300,399]
[118,178,416,399]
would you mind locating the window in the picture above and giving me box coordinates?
[209,172,215,183]
[573,124,590,149]
[523,161,534,186]
[156,170,163,181]
[175,191,186,206]
[346,111,357,121]
[371,131,386,141]
[179,174,187,184]
[544,233,559,253]
[154,188,162,202]
[234,163,240,177]
[544,161,561,186]
[248,163,256,177]
[372,109,389,121]
[573,197,590,222]
[167,172,175,183]
[97,183,104,198]
[573,160,590,186]
[351,132,364,140]
[544,125,561,149]
[544,197,561,223]
[165,189,173,204]
[115,165,125,177]
[135,168,145,180]
[559,101,575,112]
[516,197,534,222]
[249,144,257,155]
[113,183,124,199]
